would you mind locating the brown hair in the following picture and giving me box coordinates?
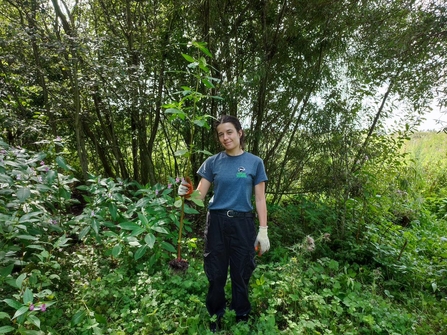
[215,115,245,149]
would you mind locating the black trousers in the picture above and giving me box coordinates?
[203,211,257,318]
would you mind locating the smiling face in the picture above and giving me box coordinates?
[217,122,243,155]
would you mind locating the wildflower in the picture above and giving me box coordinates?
[306,235,315,252]
[40,304,46,312]
[51,219,58,225]
[29,304,35,311]
[155,189,159,195]
[168,183,172,189]
[323,233,331,242]
[91,210,95,217]
[40,161,45,166]
[17,174,21,180]
[56,136,61,141]
[176,177,180,183]
[45,166,49,172]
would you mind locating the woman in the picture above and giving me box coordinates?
[178,114,270,332]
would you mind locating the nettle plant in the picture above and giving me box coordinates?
[0,137,76,334]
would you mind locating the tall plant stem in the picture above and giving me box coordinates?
[177,196,185,260]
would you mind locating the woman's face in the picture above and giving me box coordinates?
[217,122,242,153]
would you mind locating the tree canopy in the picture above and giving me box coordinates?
[1,0,446,197]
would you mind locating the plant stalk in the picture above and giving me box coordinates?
[177,196,185,260]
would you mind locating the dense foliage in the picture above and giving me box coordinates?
[1,133,447,334]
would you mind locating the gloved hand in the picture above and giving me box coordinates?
[178,177,193,198]
[254,226,270,255]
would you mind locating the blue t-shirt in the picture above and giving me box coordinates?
[197,151,268,212]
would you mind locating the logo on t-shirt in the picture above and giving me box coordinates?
[236,166,247,178]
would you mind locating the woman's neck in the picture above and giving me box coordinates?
[226,148,244,156]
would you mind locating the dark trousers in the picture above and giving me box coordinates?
[203,211,257,318]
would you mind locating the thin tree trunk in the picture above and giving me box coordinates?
[51,0,89,180]
[251,0,287,156]
[351,79,394,173]
[92,89,129,179]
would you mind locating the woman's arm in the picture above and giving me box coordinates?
[254,182,267,227]
[196,178,211,201]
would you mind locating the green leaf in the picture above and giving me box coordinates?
[184,205,199,214]
[109,203,117,220]
[23,288,33,304]
[102,231,118,238]
[16,188,31,202]
[95,313,107,324]
[28,314,40,329]
[79,226,90,240]
[161,241,176,253]
[164,108,186,121]
[193,41,212,57]
[17,235,39,241]
[0,312,10,319]
[92,326,102,335]
[119,222,141,231]
[129,227,145,237]
[16,273,26,289]
[134,245,147,260]
[189,197,204,207]
[0,326,15,334]
[55,156,69,170]
[0,264,14,278]
[4,160,20,168]
[144,233,156,248]
[111,244,122,258]
[26,244,45,251]
[19,329,41,335]
[181,53,196,63]
[45,170,56,184]
[198,57,210,72]
[174,149,189,157]
[12,306,29,320]
[19,212,42,223]
[0,174,13,183]
[151,226,168,234]
[432,282,438,292]
[202,78,214,88]
[164,107,182,114]
[3,299,22,309]
[193,119,208,128]
[59,187,71,199]
[92,220,99,235]
[35,184,51,192]
[54,234,71,248]
[71,310,86,326]
[137,213,148,225]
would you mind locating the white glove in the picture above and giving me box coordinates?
[254,226,270,255]
[178,177,193,198]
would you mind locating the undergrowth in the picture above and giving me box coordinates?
[1,137,447,334]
